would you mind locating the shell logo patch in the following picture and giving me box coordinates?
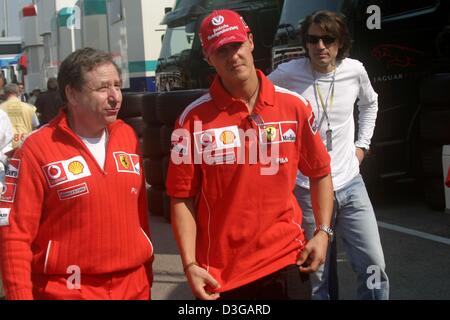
[68,161,84,175]
[113,152,140,175]
[220,131,236,145]
[194,125,241,154]
[42,156,91,188]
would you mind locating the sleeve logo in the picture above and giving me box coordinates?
[5,159,21,179]
[42,156,91,188]
[0,208,11,226]
[0,183,17,203]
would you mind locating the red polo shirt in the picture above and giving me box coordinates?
[166,70,330,292]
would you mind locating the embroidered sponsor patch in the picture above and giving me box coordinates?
[5,158,21,179]
[206,151,236,165]
[57,183,89,200]
[194,125,241,154]
[280,122,298,142]
[42,156,91,188]
[258,121,298,144]
[0,183,17,203]
[0,208,11,226]
[113,152,140,175]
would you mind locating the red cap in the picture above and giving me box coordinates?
[199,9,250,57]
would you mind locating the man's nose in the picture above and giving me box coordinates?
[108,86,121,100]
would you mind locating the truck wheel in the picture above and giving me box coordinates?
[144,157,164,186]
[143,125,164,157]
[419,109,450,145]
[423,177,445,210]
[142,93,161,125]
[420,145,446,178]
[123,116,144,138]
[420,74,450,109]
[156,89,209,126]
[119,92,145,118]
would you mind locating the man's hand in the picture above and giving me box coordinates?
[185,264,221,300]
[355,147,365,164]
[296,231,329,273]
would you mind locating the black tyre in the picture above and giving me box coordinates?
[420,74,450,109]
[139,138,147,158]
[119,92,145,118]
[147,185,164,216]
[419,109,450,145]
[160,125,173,156]
[144,157,164,186]
[156,89,208,126]
[143,125,164,157]
[142,93,160,125]
[123,116,145,138]
[423,177,446,210]
[162,155,169,186]
[163,191,171,223]
[420,145,445,178]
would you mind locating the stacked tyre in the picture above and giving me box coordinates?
[142,89,208,222]
[419,74,450,210]
[120,92,163,217]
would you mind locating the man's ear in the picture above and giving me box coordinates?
[248,33,255,52]
[65,85,78,107]
[203,51,212,66]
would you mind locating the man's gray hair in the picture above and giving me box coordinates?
[3,83,19,96]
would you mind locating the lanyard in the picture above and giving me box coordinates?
[313,69,336,131]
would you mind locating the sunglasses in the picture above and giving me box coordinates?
[306,34,336,45]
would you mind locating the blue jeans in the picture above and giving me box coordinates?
[295,174,389,300]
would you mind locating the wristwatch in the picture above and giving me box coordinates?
[315,225,334,242]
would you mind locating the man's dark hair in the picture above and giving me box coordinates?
[300,10,352,61]
[47,77,58,91]
[57,47,121,102]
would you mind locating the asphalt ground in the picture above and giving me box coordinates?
[151,182,450,300]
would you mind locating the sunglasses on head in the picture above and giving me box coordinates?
[306,34,336,45]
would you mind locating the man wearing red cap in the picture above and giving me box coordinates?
[166,9,334,300]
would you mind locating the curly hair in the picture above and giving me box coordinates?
[57,47,121,102]
[300,10,352,61]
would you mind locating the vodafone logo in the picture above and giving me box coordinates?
[212,15,224,26]
[47,165,62,179]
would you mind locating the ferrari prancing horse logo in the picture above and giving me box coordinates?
[119,155,130,169]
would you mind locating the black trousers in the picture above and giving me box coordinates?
[219,265,311,300]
